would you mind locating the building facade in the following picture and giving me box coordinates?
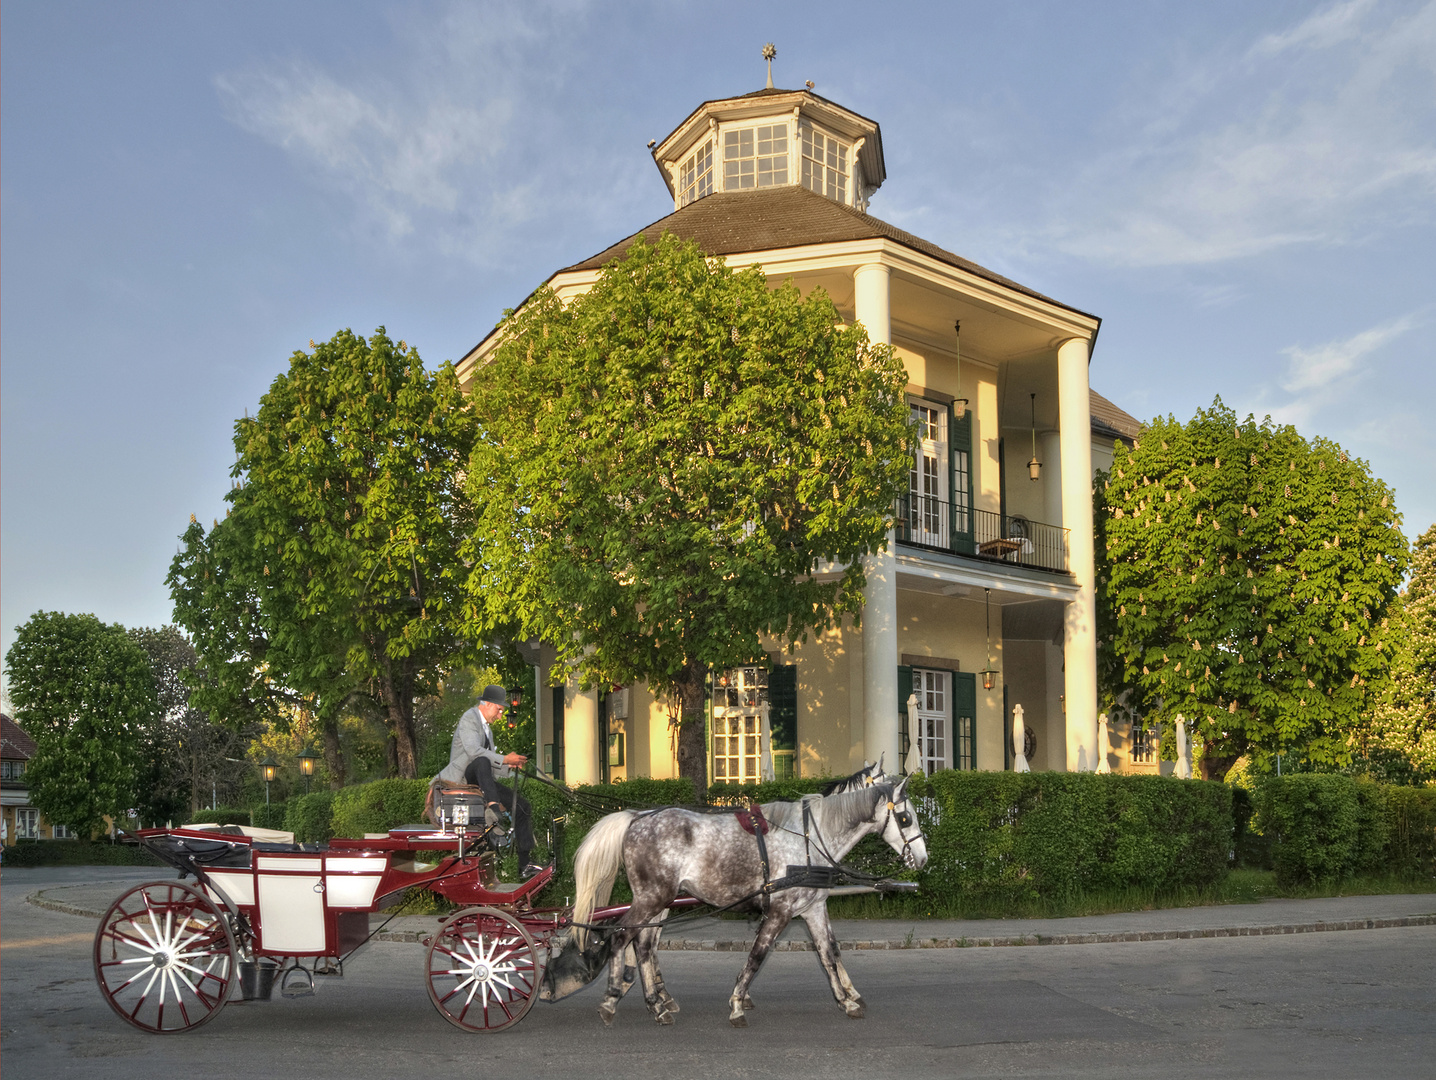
[2,714,72,843]
[462,85,1141,782]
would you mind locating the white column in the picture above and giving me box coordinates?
[1057,336,1097,772]
[564,682,600,785]
[854,262,900,769]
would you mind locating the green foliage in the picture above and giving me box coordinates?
[708,778,830,803]
[186,808,252,827]
[168,327,482,777]
[1095,399,1409,773]
[330,778,429,838]
[3,840,163,868]
[465,234,913,793]
[128,625,253,824]
[251,803,289,830]
[5,611,155,837]
[1256,774,1436,886]
[285,791,336,843]
[1367,523,1436,777]
[908,771,1232,904]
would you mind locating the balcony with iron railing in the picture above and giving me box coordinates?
[894,494,1070,574]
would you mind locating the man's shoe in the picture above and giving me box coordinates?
[520,863,546,881]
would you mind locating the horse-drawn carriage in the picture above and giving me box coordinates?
[93,768,925,1034]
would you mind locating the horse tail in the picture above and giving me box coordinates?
[571,809,636,948]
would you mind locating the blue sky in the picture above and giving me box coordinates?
[3,0,1433,677]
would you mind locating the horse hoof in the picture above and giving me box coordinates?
[742,995,755,1010]
[599,1005,618,1027]
[661,994,681,1014]
[654,1010,675,1026]
[729,1013,748,1028]
[845,1002,865,1019]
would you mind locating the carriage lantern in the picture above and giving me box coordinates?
[297,746,318,795]
[259,755,278,805]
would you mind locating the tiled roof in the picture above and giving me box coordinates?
[1090,390,1143,442]
[1,714,37,760]
[562,186,1087,316]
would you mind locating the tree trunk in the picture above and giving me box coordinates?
[377,664,420,778]
[674,661,708,803]
[320,711,345,790]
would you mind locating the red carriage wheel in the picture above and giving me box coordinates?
[425,906,542,1032]
[93,879,238,1033]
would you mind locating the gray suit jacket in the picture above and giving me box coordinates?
[434,705,510,785]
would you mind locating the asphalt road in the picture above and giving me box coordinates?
[3,867,1434,1079]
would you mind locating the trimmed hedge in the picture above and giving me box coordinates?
[186,808,252,827]
[330,779,429,838]
[285,792,336,844]
[251,803,289,831]
[1256,775,1436,886]
[908,772,1233,903]
[2,840,163,867]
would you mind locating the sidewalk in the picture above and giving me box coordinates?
[24,875,1436,951]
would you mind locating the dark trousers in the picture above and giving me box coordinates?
[464,758,534,865]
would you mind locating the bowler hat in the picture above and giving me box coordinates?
[479,684,510,708]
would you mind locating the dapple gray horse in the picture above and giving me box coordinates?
[570,777,926,1027]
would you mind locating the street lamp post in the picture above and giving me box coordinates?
[260,755,278,805]
[297,747,318,795]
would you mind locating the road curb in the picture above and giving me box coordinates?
[29,888,1436,950]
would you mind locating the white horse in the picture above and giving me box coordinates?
[570,778,926,1027]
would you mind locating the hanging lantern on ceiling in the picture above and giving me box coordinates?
[978,588,1000,691]
[1028,393,1042,481]
[952,320,969,421]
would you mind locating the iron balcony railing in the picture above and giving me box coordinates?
[894,494,1070,574]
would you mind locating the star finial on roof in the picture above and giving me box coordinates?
[762,43,776,89]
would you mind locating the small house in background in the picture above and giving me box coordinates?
[2,713,72,843]
[467,72,1147,783]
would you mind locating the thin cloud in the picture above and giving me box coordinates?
[1280,312,1418,393]
[1250,0,1376,57]
[211,0,643,265]
[1044,0,1436,268]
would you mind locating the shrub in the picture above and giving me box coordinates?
[251,802,289,831]
[709,778,830,804]
[285,791,336,843]
[3,840,163,867]
[908,772,1232,904]
[1257,775,1361,885]
[1258,775,1436,886]
[330,779,429,838]
[186,808,252,827]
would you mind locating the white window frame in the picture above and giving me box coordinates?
[800,123,850,204]
[52,822,72,840]
[711,666,769,783]
[912,669,951,774]
[677,139,714,207]
[722,124,789,192]
[908,399,949,548]
[16,808,39,840]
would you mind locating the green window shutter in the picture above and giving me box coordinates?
[768,664,797,752]
[954,672,977,771]
[898,665,914,769]
[551,685,565,782]
[949,403,974,554]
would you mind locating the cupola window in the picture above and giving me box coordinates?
[677,139,714,207]
[801,125,849,203]
[723,124,789,190]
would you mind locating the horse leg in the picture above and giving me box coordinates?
[597,929,630,1027]
[635,910,679,1022]
[728,907,791,1027]
[802,901,864,1017]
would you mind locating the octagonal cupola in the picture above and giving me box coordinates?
[651,70,886,213]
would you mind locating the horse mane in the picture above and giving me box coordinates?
[801,783,888,836]
[819,765,873,796]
